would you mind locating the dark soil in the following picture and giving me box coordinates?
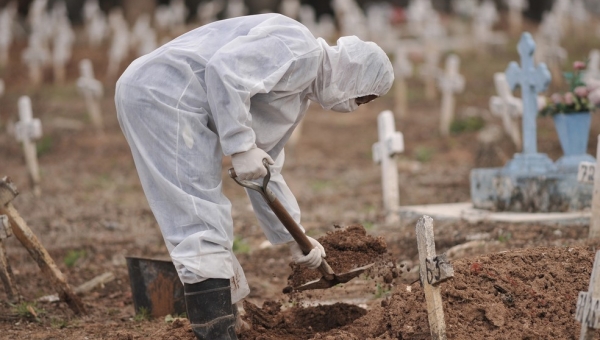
[239,246,597,339]
[286,224,389,289]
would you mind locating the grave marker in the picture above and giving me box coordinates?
[416,215,454,340]
[506,0,527,35]
[52,19,75,84]
[14,96,42,196]
[438,54,465,136]
[0,214,18,302]
[576,250,600,338]
[588,136,600,239]
[77,59,104,132]
[280,0,300,19]
[504,32,554,173]
[22,34,49,86]
[372,110,403,224]
[420,39,441,100]
[393,47,413,119]
[0,3,17,67]
[585,50,600,83]
[490,72,522,148]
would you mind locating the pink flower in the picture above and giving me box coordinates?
[551,93,563,104]
[589,88,600,106]
[574,86,589,97]
[564,92,574,105]
[574,61,586,70]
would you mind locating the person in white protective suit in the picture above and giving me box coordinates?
[115,13,393,340]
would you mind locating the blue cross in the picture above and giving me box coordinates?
[505,32,551,155]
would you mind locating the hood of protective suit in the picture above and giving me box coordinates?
[309,36,394,112]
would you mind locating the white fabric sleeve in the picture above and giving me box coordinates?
[244,149,303,244]
[205,33,297,156]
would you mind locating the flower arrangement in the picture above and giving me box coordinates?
[539,61,600,117]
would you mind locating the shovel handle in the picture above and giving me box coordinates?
[229,161,335,280]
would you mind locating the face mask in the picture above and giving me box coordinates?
[330,99,358,112]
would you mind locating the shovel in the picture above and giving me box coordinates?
[229,159,373,291]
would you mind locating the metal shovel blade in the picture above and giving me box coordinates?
[294,263,375,291]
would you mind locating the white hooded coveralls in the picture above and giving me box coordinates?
[115,13,394,303]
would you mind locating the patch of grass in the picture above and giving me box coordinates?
[63,249,86,268]
[310,179,334,192]
[450,116,485,134]
[164,313,187,323]
[498,232,512,243]
[363,221,375,230]
[232,236,250,254]
[414,146,435,163]
[12,302,44,321]
[134,307,151,321]
[36,136,53,156]
[374,283,391,299]
[50,318,69,329]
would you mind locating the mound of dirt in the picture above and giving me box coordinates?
[286,224,389,289]
[242,246,594,339]
[239,300,367,340]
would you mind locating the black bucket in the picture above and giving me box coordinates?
[125,256,186,318]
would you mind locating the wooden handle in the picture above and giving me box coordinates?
[268,198,313,254]
[268,199,335,279]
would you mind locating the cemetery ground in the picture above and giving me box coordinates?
[2,28,600,339]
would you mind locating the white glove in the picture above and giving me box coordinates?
[231,147,274,180]
[289,236,326,269]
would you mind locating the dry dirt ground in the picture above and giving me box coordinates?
[1,15,600,340]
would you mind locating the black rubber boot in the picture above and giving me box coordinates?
[184,279,238,340]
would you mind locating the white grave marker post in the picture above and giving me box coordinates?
[0,3,17,67]
[585,50,600,83]
[15,96,43,196]
[489,72,522,149]
[372,110,404,224]
[416,215,454,340]
[587,135,600,239]
[506,0,527,36]
[0,214,18,302]
[438,55,465,137]
[421,40,440,101]
[576,250,600,339]
[22,34,48,87]
[77,59,104,132]
[394,47,413,119]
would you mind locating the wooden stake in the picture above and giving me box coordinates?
[589,135,600,238]
[0,215,19,302]
[0,177,86,315]
[576,250,600,339]
[15,96,42,196]
[416,215,454,340]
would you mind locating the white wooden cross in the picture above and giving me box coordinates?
[490,72,523,148]
[585,50,600,83]
[52,19,75,84]
[394,47,413,119]
[571,0,589,36]
[416,215,454,340]
[576,250,600,339]
[107,10,130,79]
[170,0,188,34]
[420,39,441,101]
[280,0,301,19]
[197,0,224,26]
[438,54,465,137]
[225,0,247,19]
[22,33,49,86]
[0,3,16,67]
[580,135,600,239]
[0,79,4,97]
[14,96,43,196]
[77,59,104,132]
[505,0,527,35]
[86,10,107,48]
[372,110,404,224]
